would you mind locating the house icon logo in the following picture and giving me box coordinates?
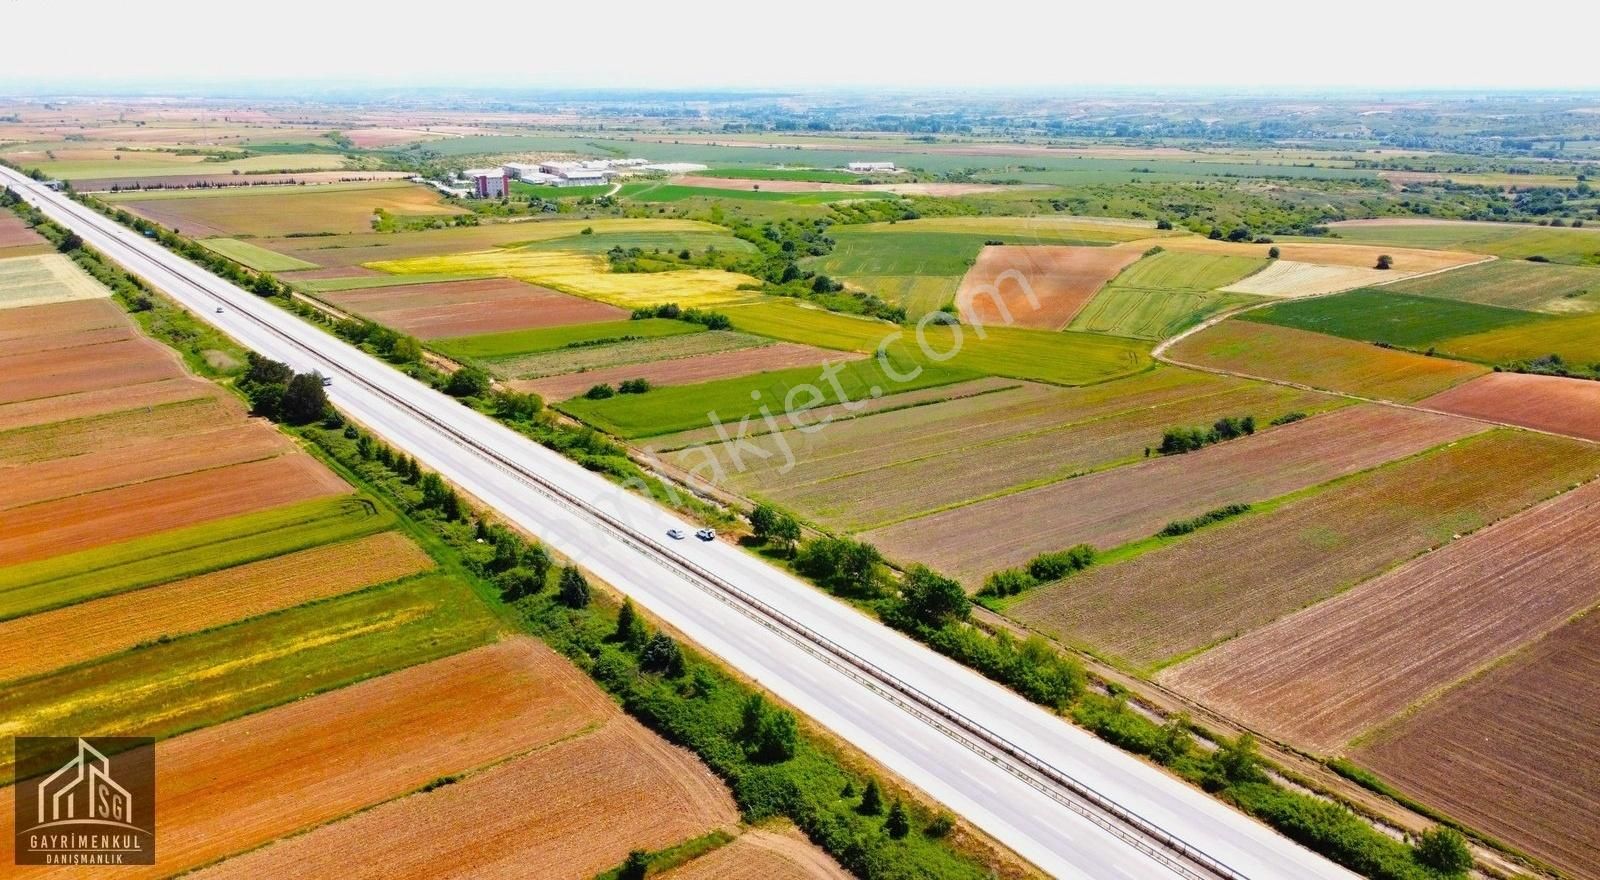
[12,736,156,866]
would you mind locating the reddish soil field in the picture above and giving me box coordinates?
[0,455,350,566]
[0,532,432,682]
[1355,612,1600,879]
[0,213,45,248]
[865,405,1482,586]
[1011,430,1600,668]
[192,717,739,880]
[663,829,850,880]
[1161,478,1600,752]
[1421,371,1600,442]
[0,421,293,510]
[956,245,1142,330]
[0,378,218,436]
[1,337,184,405]
[324,277,625,338]
[6,325,135,357]
[0,638,618,878]
[519,343,860,400]
[0,298,127,343]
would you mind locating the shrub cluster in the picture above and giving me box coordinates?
[1158,503,1252,538]
[978,544,1096,598]
[631,302,732,330]
[1159,414,1256,454]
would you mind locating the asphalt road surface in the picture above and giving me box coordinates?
[3,166,1356,880]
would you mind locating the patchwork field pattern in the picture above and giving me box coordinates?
[693,369,1337,533]
[321,277,626,339]
[0,253,113,309]
[955,245,1141,330]
[519,342,857,400]
[114,181,467,237]
[1136,236,1485,275]
[0,640,611,876]
[489,330,766,380]
[1069,250,1267,339]
[1243,288,1543,348]
[1322,219,1600,265]
[1161,478,1600,751]
[1354,612,1600,879]
[433,318,701,362]
[865,406,1482,586]
[0,212,44,249]
[198,238,319,272]
[1421,371,1600,441]
[1384,259,1600,313]
[1167,320,1486,401]
[193,717,739,880]
[1433,311,1600,370]
[1220,260,1392,298]
[1010,430,1600,668]
[661,829,850,880]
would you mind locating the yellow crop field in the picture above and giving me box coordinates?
[366,250,763,309]
[0,254,112,309]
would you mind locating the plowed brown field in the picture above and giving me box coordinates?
[192,717,739,880]
[0,421,290,510]
[0,377,211,432]
[0,532,433,682]
[956,245,1141,330]
[0,638,618,878]
[1012,430,1600,667]
[1355,612,1600,879]
[0,455,350,566]
[0,392,235,464]
[0,213,44,248]
[0,297,124,341]
[324,277,624,338]
[1421,371,1600,442]
[1121,236,1483,275]
[663,829,850,880]
[5,325,135,357]
[1162,478,1600,751]
[1,337,184,404]
[520,343,858,400]
[866,405,1482,586]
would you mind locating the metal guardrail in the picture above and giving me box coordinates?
[35,180,1252,880]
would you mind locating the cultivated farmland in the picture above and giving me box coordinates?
[1322,218,1600,265]
[197,238,318,272]
[1161,478,1600,751]
[1243,288,1543,348]
[1220,260,1393,298]
[661,828,851,880]
[1068,250,1267,339]
[1136,236,1485,275]
[432,317,700,361]
[111,180,468,237]
[489,330,767,380]
[321,277,626,339]
[519,342,856,400]
[1421,371,1600,441]
[1354,612,1600,879]
[1433,311,1600,369]
[864,405,1482,586]
[954,245,1141,330]
[1010,430,1600,668]
[0,211,45,250]
[192,717,739,880]
[0,253,113,309]
[1166,320,1486,401]
[1384,259,1600,313]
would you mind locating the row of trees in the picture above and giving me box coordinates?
[979,544,1097,598]
[238,353,330,425]
[1158,414,1256,455]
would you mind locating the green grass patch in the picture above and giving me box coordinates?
[0,495,391,622]
[1316,222,1600,265]
[1243,288,1544,349]
[619,181,895,204]
[294,272,478,292]
[0,573,499,780]
[560,356,976,437]
[1111,250,1266,291]
[519,228,756,255]
[1435,310,1600,368]
[1070,287,1265,340]
[432,318,703,361]
[199,237,318,272]
[510,181,613,199]
[1383,259,1600,313]
[699,167,869,184]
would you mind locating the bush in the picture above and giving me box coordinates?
[558,565,591,608]
[794,537,887,598]
[1026,545,1095,581]
[899,566,969,626]
[639,633,685,677]
[618,378,651,394]
[979,568,1035,598]
[1159,504,1251,537]
[585,383,617,400]
[1413,827,1473,876]
[1376,254,1394,270]
[444,366,491,398]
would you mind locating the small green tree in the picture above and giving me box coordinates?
[885,799,910,838]
[617,849,649,880]
[769,512,801,556]
[1376,254,1394,270]
[445,366,491,398]
[1413,827,1473,876]
[280,372,329,425]
[1267,246,1281,259]
[524,544,553,588]
[640,633,685,677]
[615,598,648,647]
[749,502,780,540]
[558,565,590,608]
[900,566,970,626]
[859,779,884,816]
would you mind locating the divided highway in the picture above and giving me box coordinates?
[3,166,1356,880]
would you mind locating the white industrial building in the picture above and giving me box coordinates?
[847,161,897,172]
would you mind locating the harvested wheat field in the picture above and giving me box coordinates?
[1128,237,1483,275]
[1421,371,1600,442]
[520,343,859,400]
[0,455,350,566]
[1161,478,1600,752]
[956,245,1141,330]
[1354,611,1600,879]
[865,405,1482,586]
[322,277,625,338]
[0,388,230,459]
[0,253,113,310]
[1167,320,1486,401]
[116,181,468,238]
[663,828,850,880]
[0,639,617,879]
[1219,260,1392,298]
[5,323,134,357]
[1011,430,1600,668]
[1,336,185,405]
[193,717,739,880]
[0,212,44,249]
[0,420,290,510]
[0,532,432,682]
[0,295,124,342]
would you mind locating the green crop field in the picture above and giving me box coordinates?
[489,330,768,380]
[559,357,976,437]
[1315,222,1600,265]
[295,272,479,292]
[1384,260,1600,313]
[0,575,499,775]
[1243,289,1544,349]
[510,181,613,199]
[519,228,756,255]
[0,496,391,622]
[1070,287,1265,340]
[724,300,1151,386]
[1436,311,1600,368]
[619,181,896,204]
[699,167,869,183]
[431,318,703,361]
[199,238,319,272]
[1111,251,1266,291]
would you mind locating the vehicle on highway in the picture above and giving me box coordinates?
[695,528,716,541]
[214,306,223,313]
[667,528,686,540]
[320,375,333,387]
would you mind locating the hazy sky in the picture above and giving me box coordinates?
[2,0,1597,92]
